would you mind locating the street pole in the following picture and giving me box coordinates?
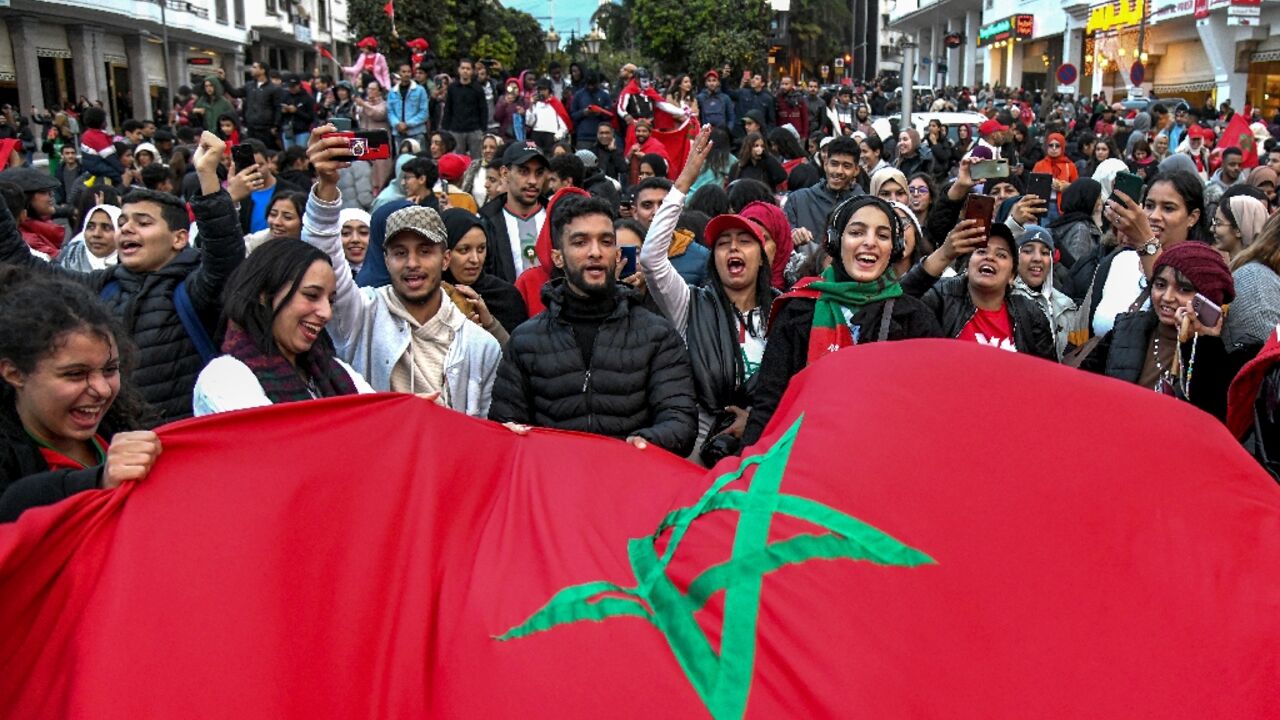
[159,0,174,120]
[851,0,857,82]
[900,40,917,129]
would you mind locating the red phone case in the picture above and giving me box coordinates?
[330,131,392,161]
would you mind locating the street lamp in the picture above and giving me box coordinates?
[545,26,561,56]
[585,27,604,58]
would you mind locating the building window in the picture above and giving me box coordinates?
[234,0,245,27]
[318,0,328,31]
[216,0,227,24]
[266,0,277,14]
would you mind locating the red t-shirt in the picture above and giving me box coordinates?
[957,307,1018,352]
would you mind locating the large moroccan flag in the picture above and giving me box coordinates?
[1,341,1278,717]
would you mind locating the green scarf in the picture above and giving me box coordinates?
[803,265,903,363]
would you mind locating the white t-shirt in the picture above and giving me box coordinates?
[1092,250,1150,337]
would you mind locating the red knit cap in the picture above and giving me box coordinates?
[1154,242,1235,306]
[437,153,471,184]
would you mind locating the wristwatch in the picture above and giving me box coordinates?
[1140,238,1160,256]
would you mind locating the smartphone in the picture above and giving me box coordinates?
[1111,170,1145,205]
[962,194,995,244]
[1192,293,1222,328]
[231,144,256,173]
[970,159,1010,181]
[619,191,635,211]
[330,117,353,132]
[1025,172,1053,200]
[620,246,639,278]
[330,129,392,162]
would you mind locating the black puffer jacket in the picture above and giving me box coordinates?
[742,294,943,446]
[901,265,1058,362]
[0,190,246,422]
[0,403,118,522]
[488,281,697,454]
[1080,310,1232,420]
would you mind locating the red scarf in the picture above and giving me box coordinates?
[1227,324,1280,438]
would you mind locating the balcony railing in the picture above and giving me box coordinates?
[163,0,210,19]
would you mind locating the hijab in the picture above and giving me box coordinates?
[1227,195,1268,249]
[738,201,792,289]
[1049,178,1102,230]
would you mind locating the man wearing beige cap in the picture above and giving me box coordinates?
[301,126,501,417]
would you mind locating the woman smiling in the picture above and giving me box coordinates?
[192,239,373,416]
[0,268,157,522]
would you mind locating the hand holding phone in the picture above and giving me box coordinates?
[970,159,1009,181]
[1025,172,1053,201]
[1191,293,1222,330]
[962,194,995,242]
[231,144,257,174]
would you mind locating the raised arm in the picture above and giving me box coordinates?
[185,132,247,317]
[639,126,711,337]
[303,125,377,350]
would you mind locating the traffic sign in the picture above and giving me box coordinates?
[834,57,844,68]
[1056,63,1077,85]
[1129,61,1145,87]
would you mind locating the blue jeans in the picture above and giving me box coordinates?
[284,132,310,150]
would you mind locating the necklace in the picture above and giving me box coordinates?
[1151,332,1198,397]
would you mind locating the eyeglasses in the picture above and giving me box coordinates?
[908,186,929,195]
[1210,219,1228,229]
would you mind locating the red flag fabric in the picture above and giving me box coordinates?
[1227,323,1280,437]
[1221,112,1260,168]
[1,342,1278,718]
[383,0,394,18]
[314,43,335,62]
[650,119,693,178]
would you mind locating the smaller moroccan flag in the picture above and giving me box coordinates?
[314,44,335,62]
[383,0,394,19]
[1220,112,1259,168]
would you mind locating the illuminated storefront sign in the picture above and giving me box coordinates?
[1086,0,1144,33]
[978,15,1034,47]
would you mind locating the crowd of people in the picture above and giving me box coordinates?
[2,44,1280,522]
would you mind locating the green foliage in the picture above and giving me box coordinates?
[346,0,546,72]
[630,0,771,74]
[472,29,517,71]
[784,0,855,79]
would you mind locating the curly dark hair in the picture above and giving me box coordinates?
[0,266,153,431]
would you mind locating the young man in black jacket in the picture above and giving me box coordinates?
[0,132,246,423]
[226,63,283,151]
[489,194,697,455]
[441,58,488,160]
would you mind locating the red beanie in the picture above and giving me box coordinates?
[1154,242,1235,306]
[437,153,471,184]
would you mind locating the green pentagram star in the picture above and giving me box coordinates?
[495,415,935,720]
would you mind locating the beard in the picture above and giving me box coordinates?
[564,259,617,299]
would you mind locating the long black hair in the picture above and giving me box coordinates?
[688,184,730,218]
[767,127,805,161]
[220,239,333,356]
[0,266,151,430]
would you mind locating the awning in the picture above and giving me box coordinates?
[1153,80,1215,93]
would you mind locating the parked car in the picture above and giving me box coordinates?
[870,111,987,142]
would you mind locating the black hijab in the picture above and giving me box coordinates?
[1049,177,1102,230]
[440,208,529,332]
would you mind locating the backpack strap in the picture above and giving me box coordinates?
[99,280,121,302]
[877,298,896,342]
[173,279,217,364]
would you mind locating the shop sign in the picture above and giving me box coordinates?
[977,15,1033,46]
[1086,0,1144,33]
[1149,0,1194,25]
[293,23,312,43]
[1194,0,1231,19]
